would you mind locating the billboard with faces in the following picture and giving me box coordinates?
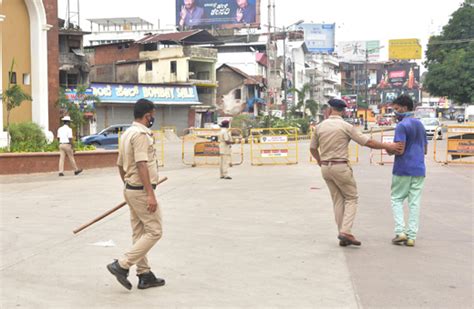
[176,0,260,29]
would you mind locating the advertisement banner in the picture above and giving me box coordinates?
[447,139,474,154]
[64,88,95,111]
[194,142,220,156]
[377,63,420,90]
[260,149,288,158]
[389,38,422,60]
[176,0,260,29]
[336,40,380,62]
[297,23,335,53]
[260,136,288,143]
[91,83,200,104]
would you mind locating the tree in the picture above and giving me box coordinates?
[0,59,32,148]
[424,2,474,103]
[289,83,320,119]
[57,85,100,140]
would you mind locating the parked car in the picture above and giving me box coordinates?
[81,124,131,148]
[377,117,392,126]
[420,118,443,140]
[457,114,465,123]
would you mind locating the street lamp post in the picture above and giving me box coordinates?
[363,45,384,131]
[281,19,304,118]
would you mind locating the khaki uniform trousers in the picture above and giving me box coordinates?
[119,189,163,275]
[321,163,359,234]
[220,154,231,177]
[59,144,78,173]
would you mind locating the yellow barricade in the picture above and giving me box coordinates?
[119,130,165,167]
[250,127,298,165]
[152,130,165,167]
[370,128,395,165]
[160,126,177,134]
[182,128,244,167]
[308,128,359,164]
[434,125,474,165]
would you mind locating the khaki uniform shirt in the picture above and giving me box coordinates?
[310,116,369,161]
[218,128,232,155]
[117,122,159,186]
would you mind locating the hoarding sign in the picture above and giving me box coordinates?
[336,40,380,62]
[297,23,335,53]
[176,0,260,29]
[260,149,288,158]
[91,83,200,104]
[389,38,422,60]
[260,136,288,143]
[194,142,220,156]
[377,63,420,90]
[64,88,95,110]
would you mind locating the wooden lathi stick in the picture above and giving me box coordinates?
[73,177,168,234]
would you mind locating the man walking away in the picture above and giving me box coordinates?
[219,120,233,180]
[310,98,402,247]
[389,95,427,247]
[107,99,165,290]
[57,116,82,177]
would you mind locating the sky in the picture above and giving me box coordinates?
[58,0,464,64]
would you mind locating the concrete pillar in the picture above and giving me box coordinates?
[0,14,8,147]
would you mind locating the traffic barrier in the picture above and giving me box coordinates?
[370,128,395,165]
[153,130,165,167]
[308,127,359,164]
[433,125,474,165]
[250,127,298,165]
[182,128,244,167]
[118,130,165,167]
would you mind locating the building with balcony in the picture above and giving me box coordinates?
[59,19,91,88]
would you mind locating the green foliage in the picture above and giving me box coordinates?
[289,84,320,119]
[8,122,47,152]
[254,116,311,134]
[424,3,474,103]
[2,122,96,153]
[230,114,259,137]
[1,59,33,149]
[57,85,101,139]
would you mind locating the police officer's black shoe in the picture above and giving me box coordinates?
[74,169,83,175]
[59,173,65,177]
[224,176,232,180]
[107,260,132,290]
[137,271,165,289]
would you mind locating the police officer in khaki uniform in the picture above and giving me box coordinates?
[310,98,401,247]
[219,120,233,179]
[107,99,165,290]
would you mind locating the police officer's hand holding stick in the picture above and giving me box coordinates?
[72,177,168,234]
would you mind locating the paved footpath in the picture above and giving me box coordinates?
[0,140,472,308]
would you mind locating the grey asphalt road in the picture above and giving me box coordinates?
[0,136,472,308]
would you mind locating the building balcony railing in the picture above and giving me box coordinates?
[60,53,85,66]
[183,46,217,59]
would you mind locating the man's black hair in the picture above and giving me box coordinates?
[392,94,414,111]
[134,99,155,119]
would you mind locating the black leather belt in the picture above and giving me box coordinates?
[126,183,157,190]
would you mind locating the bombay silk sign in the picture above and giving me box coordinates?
[90,83,200,104]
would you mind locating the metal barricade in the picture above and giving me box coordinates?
[152,130,165,167]
[434,125,474,164]
[370,128,395,165]
[250,127,298,165]
[160,126,177,134]
[182,128,244,167]
[308,127,359,164]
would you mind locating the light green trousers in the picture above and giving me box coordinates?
[391,175,425,240]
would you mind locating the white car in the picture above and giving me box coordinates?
[421,118,443,140]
